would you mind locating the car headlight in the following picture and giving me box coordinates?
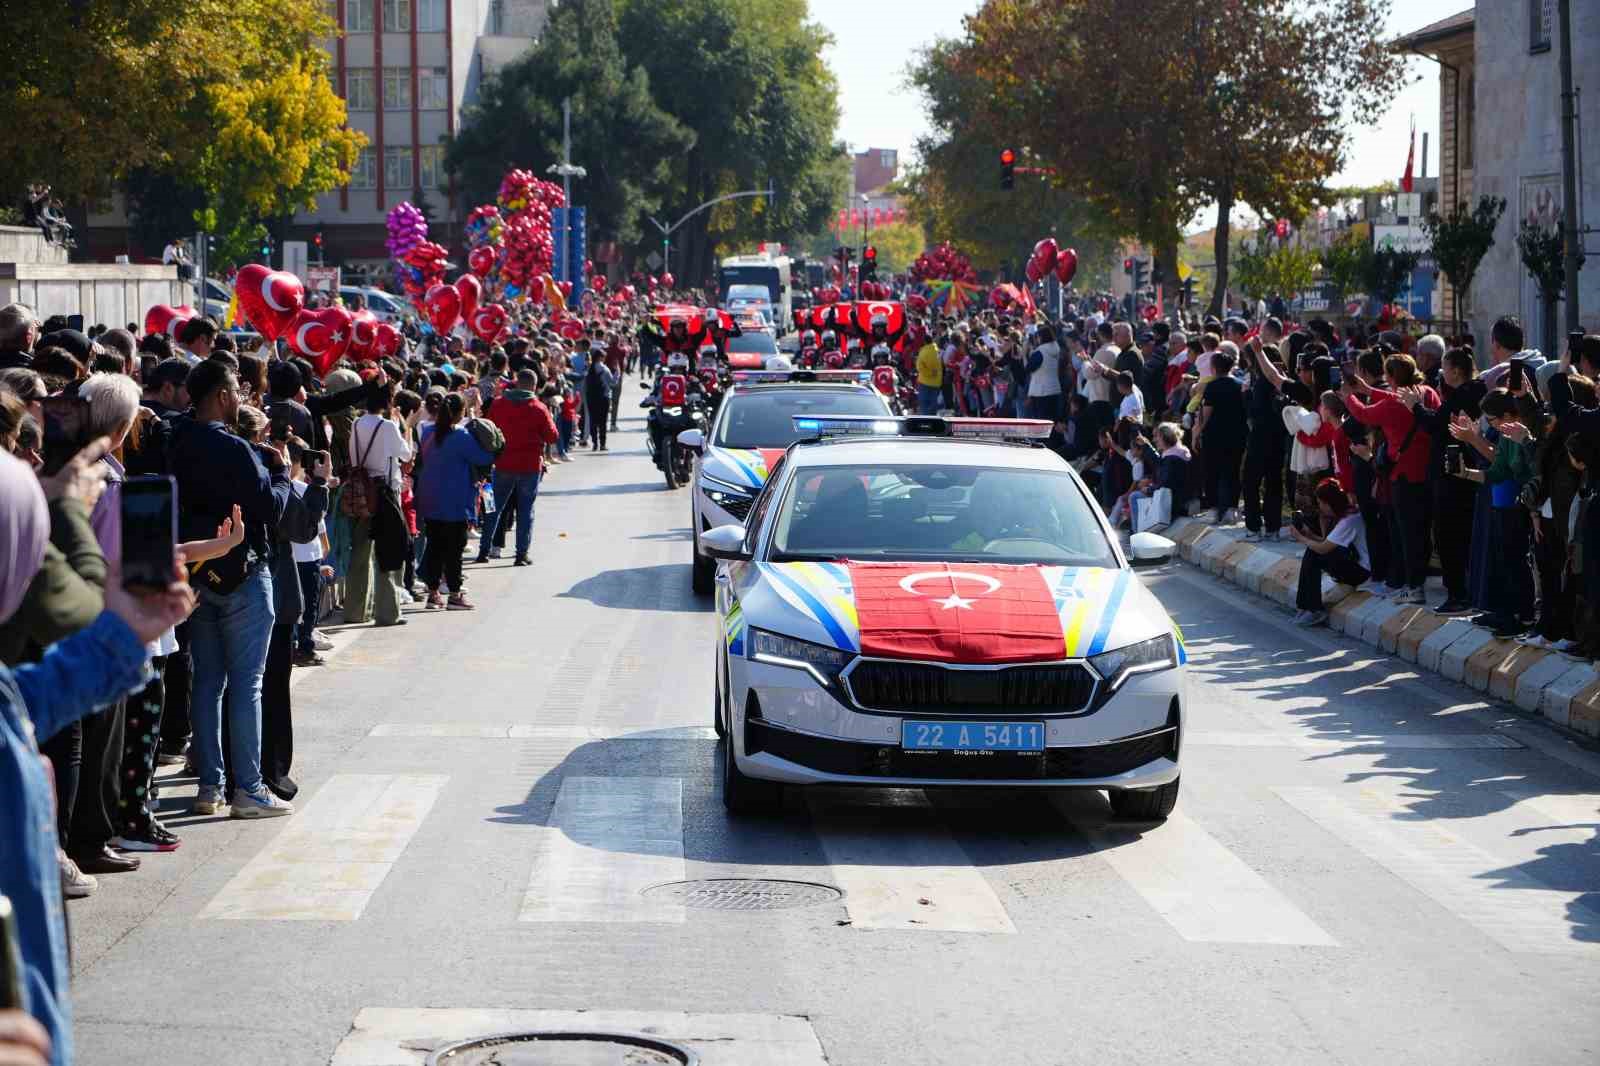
[750,628,852,688]
[701,475,755,510]
[1088,634,1178,691]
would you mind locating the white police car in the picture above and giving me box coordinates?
[704,415,1188,820]
[677,371,891,594]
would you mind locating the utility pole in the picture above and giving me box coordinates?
[546,97,587,286]
[1556,0,1582,331]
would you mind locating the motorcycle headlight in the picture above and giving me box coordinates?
[1087,634,1178,691]
[750,628,853,688]
[663,405,683,416]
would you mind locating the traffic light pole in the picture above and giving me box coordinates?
[648,182,775,283]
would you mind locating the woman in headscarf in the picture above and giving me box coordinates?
[0,447,197,1066]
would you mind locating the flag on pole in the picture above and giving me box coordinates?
[1401,116,1415,193]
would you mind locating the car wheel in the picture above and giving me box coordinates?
[691,539,715,595]
[719,728,781,815]
[712,647,727,739]
[1108,777,1180,822]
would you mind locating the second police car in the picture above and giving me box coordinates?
[678,371,892,594]
[703,415,1189,821]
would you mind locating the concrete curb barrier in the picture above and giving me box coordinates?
[1160,516,1599,741]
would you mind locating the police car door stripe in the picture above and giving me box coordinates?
[1060,569,1108,656]
[722,449,765,487]
[520,776,686,924]
[1084,808,1338,946]
[1083,570,1132,657]
[761,564,856,652]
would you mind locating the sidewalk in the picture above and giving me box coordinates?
[1163,515,1600,742]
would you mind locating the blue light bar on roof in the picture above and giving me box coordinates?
[790,415,1054,441]
[730,370,872,386]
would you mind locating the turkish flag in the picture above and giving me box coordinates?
[847,562,1065,663]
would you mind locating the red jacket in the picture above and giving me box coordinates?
[1344,385,1439,484]
[487,390,558,475]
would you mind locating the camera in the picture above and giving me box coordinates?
[1291,509,1316,535]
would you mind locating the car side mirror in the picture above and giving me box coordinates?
[1128,531,1175,566]
[701,524,750,561]
[677,428,704,451]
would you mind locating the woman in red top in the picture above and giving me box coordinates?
[1343,354,1440,603]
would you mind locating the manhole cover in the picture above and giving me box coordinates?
[426,1031,696,1066]
[641,878,843,911]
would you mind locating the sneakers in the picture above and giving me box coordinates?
[1393,588,1425,605]
[1242,531,1264,542]
[230,787,294,819]
[312,630,334,651]
[426,590,446,610]
[446,593,475,611]
[513,556,532,567]
[1435,598,1472,615]
[1295,610,1328,627]
[112,823,181,853]
[1522,634,1556,649]
[156,750,187,767]
[396,587,415,606]
[293,650,327,667]
[490,547,505,559]
[1360,579,1388,595]
[60,852,97,899]
[192,786,226,815]
[1553,638,1578,653]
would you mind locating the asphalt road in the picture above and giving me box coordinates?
[68,409,1600,1066]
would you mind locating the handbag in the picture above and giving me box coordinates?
[189,546,252,597]
[1135,487,1173,533]
[340,421,382,520]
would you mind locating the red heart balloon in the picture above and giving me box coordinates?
[469,304,509,343]
[285,307,355,377]
[467,246,497,277]
[1032,238,1059,275]
[1054,247,1078,285]
[526,276,545,304]
[424,283,462,335]
[374,322,403,359]
[605,305,621,321]
[558,319,584,341]
[348,309,380,358]
[143,304,184,339]
[660,272,675,289]
[233,264,304,340]
[454,274,482,325]
[590,274,607,292]
[557,280,573,300]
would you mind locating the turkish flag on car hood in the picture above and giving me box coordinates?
[848,562,1065,664]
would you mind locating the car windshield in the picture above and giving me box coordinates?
[716,391,887,449]
[768,463,1117,567]
[727,285,771,304]
[728,333,778,355]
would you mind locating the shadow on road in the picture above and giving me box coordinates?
[559,563,711,612]
[540,481,673,498]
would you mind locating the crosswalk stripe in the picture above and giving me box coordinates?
[1188,731,1524,751]
[1084,808,1338,946]
[199,774,446,921]
[1276,786,1600,956]
[808,795,1015,934]
[330,1008,828,1066]
[520,776,686,924]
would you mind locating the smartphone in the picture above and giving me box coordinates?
[1508,359,1525,391]
[0,894,22,1010]
[269,418,293,444]
[302,449,328,473]
[1444,443,1465,476]
[67,313,85,333]
[120,475,178,592]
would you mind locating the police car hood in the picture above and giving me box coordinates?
[742,561,1182,663]
[703,445,787,490]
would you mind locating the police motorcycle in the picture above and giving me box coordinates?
[640,309,714,490]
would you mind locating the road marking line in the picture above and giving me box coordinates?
[1084,809,1337,946]
[330,1008,828,1066]
[367,723,716,740]
[200,774,446,921]
[1276,786,1600,956]
[1188,731,1523,751]
[520,776,685,924]
[808,796,1015,934]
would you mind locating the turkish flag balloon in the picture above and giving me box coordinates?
[348,309,380,358]
[660,272,675,289]
[374,321,403,359]
[467,245,497,277]
[424,283,462,335]
[454,273,482,324]
[558,319,585,341]
[143,304,184,339]
[470,304,509,343]
[285,306,354,377]
[233,263,304,340]
[1032,238,1059,274]
[590,274,607,292]
[605,305,621,321]
[1025,259,1043,284]
[1054,247,1078,285]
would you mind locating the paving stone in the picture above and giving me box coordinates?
[1359,600,1408,645]
[1417,619,1477,674]
[1438,627,1498,683]
[1536,661,1600,729]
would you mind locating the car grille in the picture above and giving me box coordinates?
[845,660,1096,715]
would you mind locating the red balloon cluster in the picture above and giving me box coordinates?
[496,169,566,298]
[910,242,977,284]
[402,241,450,309]
[1024,237,1078,286]
[813,285,841,304]
[859,281,891,300]
[285,306,354,377]
[905,292,929,313]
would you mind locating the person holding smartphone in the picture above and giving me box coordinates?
[1288,479,1370,627]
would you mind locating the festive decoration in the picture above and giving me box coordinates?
[424,283,463,335]
[909,242,977,284]
[374,321,403,359]
[467,245,498,277]
[469,304,510,343]
[285,306,354,376]
[1054,247,1079,285]
[143,304,191,340]
[925,278,980,313]
[232,264,305,340]
[348,309,380,359]
[454,273,482,325]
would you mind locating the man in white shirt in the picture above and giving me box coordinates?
[1115,371,1145,422]
[345,384,413,626]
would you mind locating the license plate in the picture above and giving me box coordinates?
[901,720,1045,753]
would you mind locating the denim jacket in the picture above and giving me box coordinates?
[0,611,151,1066]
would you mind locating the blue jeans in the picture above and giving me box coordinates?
[295,560,321,654]
[189,562,274,795]
[917,384,941,415]
[484,470,540,559]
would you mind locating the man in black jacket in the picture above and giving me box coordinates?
[1402,346,1485,614]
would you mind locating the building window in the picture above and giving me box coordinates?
[384,146,414,191]
[344,68,375,110]
[1529,0,1553,52]
[489,0,504,34]
[1462,73,1475,169]
[418,67,449,110]
[419,145,446,189]
[383,0,410,32]
[879,149,895,170]
[382,67,411,109]
[345,0,373,32]
[417,0,445,32]
[350,148,376,189]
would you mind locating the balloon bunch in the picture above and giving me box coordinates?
[385,201,427,260]
[1024,238,1078,285]
[465,204,503,247]
[859,281,891,300]
[495,169,565,300]
[400,241,450,311]
[910,242,977,284]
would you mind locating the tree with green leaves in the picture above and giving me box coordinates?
[1518,222,1566,356]
[448,0,690,248]
[1362,245,1420,308]
[1423,195,1506,339]
[1319,231,1368,313]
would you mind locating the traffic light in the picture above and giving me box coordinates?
[259,233,273,262]
[1123,257,1134,276]
[1150,258,1165,287]
[861,245,878,283]
[1180,276,1197,308]
[314,231,323,250]
[1000,148,1015,191]
[1133,258,1149,290]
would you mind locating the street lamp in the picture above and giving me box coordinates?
[546,97,588,284]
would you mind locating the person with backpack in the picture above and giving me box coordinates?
[344,381,412,627]
[415,393,497,611]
